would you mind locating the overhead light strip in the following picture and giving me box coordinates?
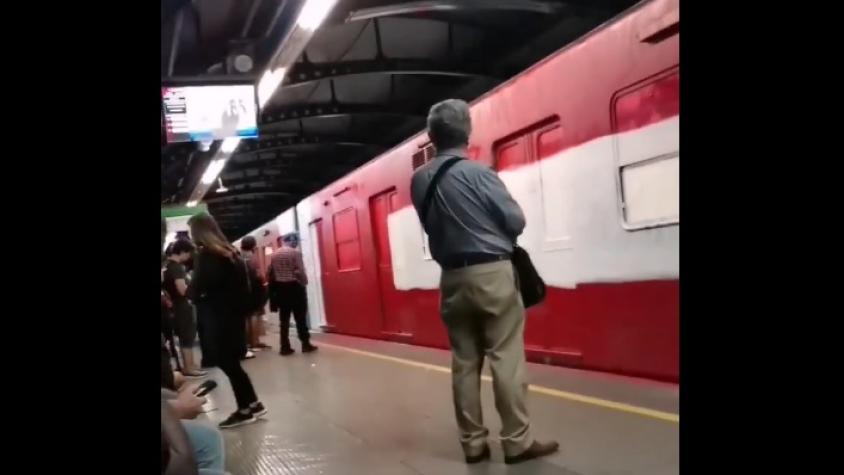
[258,0,339,110]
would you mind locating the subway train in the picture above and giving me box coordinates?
[241,0,679,382]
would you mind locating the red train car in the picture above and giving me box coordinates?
[291,0,678,381]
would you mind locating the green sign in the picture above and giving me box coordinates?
[161,204,207,218]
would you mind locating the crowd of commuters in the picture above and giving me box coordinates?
[162,98,560,473]
[161,212,317,473]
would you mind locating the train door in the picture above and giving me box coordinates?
[494,134,548,351]
[369,189,409,339]
[305,219,327,329]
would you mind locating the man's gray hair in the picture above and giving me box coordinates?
[427,99,472,150]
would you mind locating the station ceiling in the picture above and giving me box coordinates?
[161,0,637,239]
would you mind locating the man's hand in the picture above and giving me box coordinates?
[168,384,207,420]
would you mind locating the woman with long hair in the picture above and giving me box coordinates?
[188,212,267,429]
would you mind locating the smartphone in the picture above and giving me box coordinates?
[193,380,217,397]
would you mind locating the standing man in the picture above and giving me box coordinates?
[269,233,318,355]
[410,99,558,465]
[163,239,206,377]
[240,236,271,352]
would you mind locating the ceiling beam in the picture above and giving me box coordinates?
[238,134,389,154]
[260,102,424,124]
[280,58,501,89]
[346,0,562,22]
[224,153,356,173]
[209,182,315,197]
[204,191,295,203]
[208,204,288,215]
[215,176,323,190]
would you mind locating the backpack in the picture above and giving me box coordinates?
[231,256,255,318]
[244,255,268,312]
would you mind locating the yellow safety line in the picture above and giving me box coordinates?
[318,341,679,424]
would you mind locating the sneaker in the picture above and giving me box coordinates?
[218,410,257,429]
[280,347,295,356]
[302,344,318,353]
[243,350,256,360]
[250,402,268,418]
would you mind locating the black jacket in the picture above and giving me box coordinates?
[190,249,249,365]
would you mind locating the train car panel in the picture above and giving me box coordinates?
[294,0,679,380]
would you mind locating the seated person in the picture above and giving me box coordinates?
[162,332,227,475]
[163,381,227,475]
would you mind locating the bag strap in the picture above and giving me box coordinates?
[420,156,464,226]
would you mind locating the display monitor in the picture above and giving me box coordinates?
[162,84,258,143]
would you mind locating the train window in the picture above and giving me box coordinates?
[613,70,679,229]
[411,143,436,170]
[537,125,564,159]
[495,138,529,171]
[411,150,426,170]
[423,143,435,162]
[620,153,679,225]
[332,207,361,271]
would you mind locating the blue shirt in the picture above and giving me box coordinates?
[410,148,526,265]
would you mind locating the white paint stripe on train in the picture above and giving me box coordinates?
[388,116,680,291]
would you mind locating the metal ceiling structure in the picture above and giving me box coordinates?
[161,0,638,239]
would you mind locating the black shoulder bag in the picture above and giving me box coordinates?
[421,158,546,308]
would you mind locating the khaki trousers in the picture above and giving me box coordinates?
[440,260,533,457]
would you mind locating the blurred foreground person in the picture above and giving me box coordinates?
[162,216,228,475]
[189,212,267,429]
[410,99,558,464]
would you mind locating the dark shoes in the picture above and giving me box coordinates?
[218,410,257,429]
[280,343,318,355]
[250,401,268,418]
[465,445,491,464]
[504,440,560,465]
[219,402,268,429]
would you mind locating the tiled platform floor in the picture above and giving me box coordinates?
[191,332,678,475]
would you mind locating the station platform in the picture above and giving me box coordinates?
[195,332,679,475]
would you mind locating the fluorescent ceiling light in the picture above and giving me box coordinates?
[220,137,242,154]
[200,158,228,185]
[186,200,199,207]
[257,67,287,109]
[297,0,339,31]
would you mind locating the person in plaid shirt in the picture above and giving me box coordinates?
[268,233,317,355]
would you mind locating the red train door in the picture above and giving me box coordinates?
[494,134,548,352]
[369,189,409,339]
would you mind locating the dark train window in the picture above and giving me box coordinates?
[494,138,529,171]
[411,150,425,170]
[332,207,361,271]
[411,143,435,171]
